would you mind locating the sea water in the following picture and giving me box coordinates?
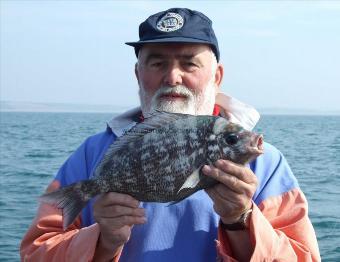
[0,112,339,261]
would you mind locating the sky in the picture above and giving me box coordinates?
[1,0,340,113]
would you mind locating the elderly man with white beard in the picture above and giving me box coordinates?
[21,8,320,262]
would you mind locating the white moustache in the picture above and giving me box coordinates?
[154,86,195,100]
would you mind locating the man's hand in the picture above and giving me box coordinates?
[202,159,258,224]
[93,192,146,261]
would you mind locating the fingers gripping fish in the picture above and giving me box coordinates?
[39,111,264,230]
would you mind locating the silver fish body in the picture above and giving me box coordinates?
[40,111,264,229]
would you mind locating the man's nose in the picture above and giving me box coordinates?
[163,64,183,86]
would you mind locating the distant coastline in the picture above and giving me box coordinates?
[1,100,340,115]
[0,101,131,114]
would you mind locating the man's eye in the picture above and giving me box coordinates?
[186,62,197,67]
[182,62,198,71]
[150,62,163,67]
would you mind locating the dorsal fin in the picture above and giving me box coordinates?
[139,110,193,130]
[94,111,193,176]
[116,110,192,145]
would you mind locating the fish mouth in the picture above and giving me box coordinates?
[250,134,264,155]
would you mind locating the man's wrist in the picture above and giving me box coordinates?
[94,235,122,262]
[220,209,252,231]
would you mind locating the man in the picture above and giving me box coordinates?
[21,8,320,261]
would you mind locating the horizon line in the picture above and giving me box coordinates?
[1,100,340,115]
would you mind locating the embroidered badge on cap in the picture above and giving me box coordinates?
[156,12,184,32]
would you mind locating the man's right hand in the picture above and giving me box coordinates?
[93,192,146,261]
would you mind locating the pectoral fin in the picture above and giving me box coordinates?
[177,167,201,194]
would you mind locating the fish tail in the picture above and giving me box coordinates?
[39,180,98,230]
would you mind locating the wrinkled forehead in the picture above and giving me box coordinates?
[138,43,214,61]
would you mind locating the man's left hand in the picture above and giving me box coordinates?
[202,159,258,224]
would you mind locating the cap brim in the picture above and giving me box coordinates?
[125,37,213,47]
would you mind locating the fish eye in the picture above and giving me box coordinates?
[225,134,239,145]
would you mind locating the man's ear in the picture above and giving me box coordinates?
[135,63,140,85]
[214,63,224,91]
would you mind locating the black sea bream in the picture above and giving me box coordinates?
[40,111,264,229]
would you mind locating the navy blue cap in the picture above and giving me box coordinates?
[126,8,220,61]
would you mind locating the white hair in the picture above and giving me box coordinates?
[137,46,218,71]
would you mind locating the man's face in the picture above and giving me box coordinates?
[135,43,223,116]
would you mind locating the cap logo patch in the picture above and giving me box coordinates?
[156,12,184,32]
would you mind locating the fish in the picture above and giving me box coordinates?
[39,111,264,230]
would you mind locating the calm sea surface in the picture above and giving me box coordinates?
[0,112,339,261]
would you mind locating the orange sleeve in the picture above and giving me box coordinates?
[20,180,122,262]
[216,188,321,261]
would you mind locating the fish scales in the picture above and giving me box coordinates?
[98,116,213,201]
[39,111,264,229]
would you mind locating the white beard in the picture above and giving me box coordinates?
[139,78,216,117]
